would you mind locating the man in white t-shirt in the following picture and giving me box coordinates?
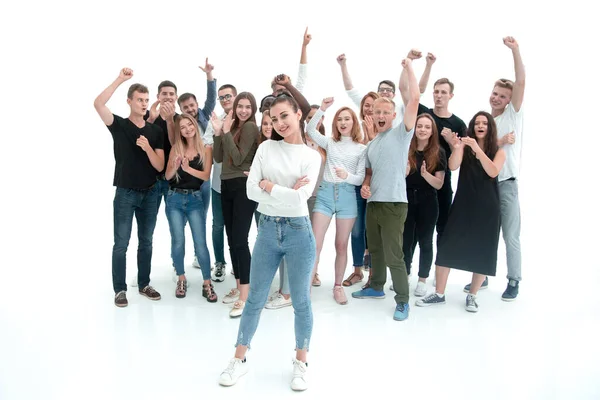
[465,37,525,301]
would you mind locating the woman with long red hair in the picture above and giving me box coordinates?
[403,113,446,297]
[306,98,366,305]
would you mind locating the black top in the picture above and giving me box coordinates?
[418,104,467,169]
[169,155,205,190]
[107,114,164,189]
[144,111,179,174]
[406,148,447,191]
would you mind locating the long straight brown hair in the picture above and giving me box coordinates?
[408,113,440,174]
[230,92,258,146]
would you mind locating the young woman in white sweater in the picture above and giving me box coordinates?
[218,94,321,391]
[306,97,366,305]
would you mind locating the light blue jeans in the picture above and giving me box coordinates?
[235,215,316,350]
[255,210,290,295]
[166,189,211,280]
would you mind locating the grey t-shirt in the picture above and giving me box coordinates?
[365,122,414,203]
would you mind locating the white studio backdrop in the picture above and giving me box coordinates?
[0,0,599,397]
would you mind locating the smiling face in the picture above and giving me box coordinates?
[270,102,301,138]
[377,83,395,99]
[158,86,177,105]
[336,110,354,137]
[372,99,396,132]
[179,97,198,118]
[415,116,433,141]
[236,99,252,122]
[261,112,273,139]
[179,116,196,139]
[474,115,489,140]
[127,91,150,117]
[218,88,236,113]
[489,86,512,113]
[362,96,375,117]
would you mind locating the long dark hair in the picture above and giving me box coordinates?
[269,94,306,144]
[230,92,258,146]
[408,113,440,174]
[464,111,499,164]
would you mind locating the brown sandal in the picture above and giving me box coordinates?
[342,272,364,287]
[312,273,321,287]
[176,280,187,298]
[202,283,218,303]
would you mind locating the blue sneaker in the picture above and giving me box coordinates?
[393,302,410,321]
[463,277,488,293]
[351,287,385,299]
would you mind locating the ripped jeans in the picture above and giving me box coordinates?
[234,215,316,351]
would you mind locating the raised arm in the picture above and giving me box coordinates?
[402,58,420,131]
[275,74,311,120]
[93,68,133,126]
[199,58,217,120]
[297,28,311,93]
[504,36,525,112]
[336,53,354,91]
[306,100,333,149]
[222,121,258,166]
[399,49,422,106]
[419,53,436,94]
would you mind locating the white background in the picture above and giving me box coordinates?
[1,0,599,399]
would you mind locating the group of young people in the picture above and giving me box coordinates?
[94,30,525,391]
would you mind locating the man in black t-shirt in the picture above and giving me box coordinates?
[400,51,467,247]
[94,68,165,308]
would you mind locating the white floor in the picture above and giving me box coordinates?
[1,196,599,400]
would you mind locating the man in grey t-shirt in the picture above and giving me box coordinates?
[351,58,420,322]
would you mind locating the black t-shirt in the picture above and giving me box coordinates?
[169,155,205,190]
[406,148,447,191]
[107,114,164,189]
[144,111,179,174]
[418,104,467,168]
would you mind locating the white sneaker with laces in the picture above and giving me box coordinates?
[222,288,240,304]
[291,359,308,391]
[229,300,245,318]
[265,292,292,309]
[414,281,427,297]
[218,357,248,387]
[465,294,479,313]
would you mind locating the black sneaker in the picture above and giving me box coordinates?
[501,279,519,301]
[212,262,226,282]
[114,291,128,307]
[463,277,489,293]
[139,285,161,300]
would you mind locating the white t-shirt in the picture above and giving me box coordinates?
[205,112,226,192]
[247,140,322,217]
[494,102,524,182]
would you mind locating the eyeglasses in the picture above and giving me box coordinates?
[378,87,395,94]
[218,94,233,101]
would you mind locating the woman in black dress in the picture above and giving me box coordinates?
[416,111,506,312]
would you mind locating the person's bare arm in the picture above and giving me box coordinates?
[419,52,436,94]
[402,59,420,131]
[503,36,525,112]
[93,68,133,126]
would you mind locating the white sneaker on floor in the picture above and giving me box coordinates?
[414,281,427,297]
[229,300,245,318]
[218,357,248,387]
[192,256,200,269]
[465,294,479,313]
[265,292,292,309]
[223,288,240,304]
[291,359,308,391]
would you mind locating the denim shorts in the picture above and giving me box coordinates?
[312,181,358,219]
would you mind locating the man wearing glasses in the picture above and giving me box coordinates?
[206,84,238,281]
[336,53,405,125]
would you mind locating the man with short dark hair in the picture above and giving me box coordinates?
[177,58,217,133]
[94,68,164,307]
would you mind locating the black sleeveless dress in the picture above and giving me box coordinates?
[435,152,501,276]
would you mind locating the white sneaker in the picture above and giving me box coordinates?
[414,281,427,297]
[229,300,245,318]
[223,288,240,304]
[192,257,200,269]
[465,294,479,313]
[265,293,292,309]
[267,289,280,302]
[218,357,248,387]
[290,359,308,391]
